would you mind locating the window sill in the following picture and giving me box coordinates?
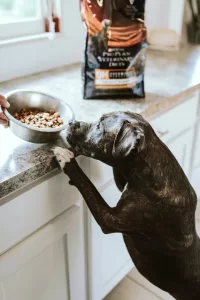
[0,33,62,47]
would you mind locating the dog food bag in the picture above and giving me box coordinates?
[80,0,147,99]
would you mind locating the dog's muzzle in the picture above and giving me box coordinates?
[66,120,90,149]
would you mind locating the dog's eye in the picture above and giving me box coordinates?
[96,122,101,130]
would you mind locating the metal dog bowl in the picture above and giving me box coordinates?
[3,89,75,143]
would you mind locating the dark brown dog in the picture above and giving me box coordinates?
[53,112,200,300]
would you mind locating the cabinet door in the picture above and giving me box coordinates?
[150,96,198,144]
[101,184,133,297]
[193,123,200,169]
[89,183,133,300]
[0,206,86,300]
[190,167,200,200]
[167,129,194,177]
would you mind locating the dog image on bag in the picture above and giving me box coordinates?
[53,112,200,300]
[81,0,147,99]
[87,19,111,68]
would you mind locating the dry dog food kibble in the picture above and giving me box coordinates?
[80,0,147,99]
[13,108,64,129]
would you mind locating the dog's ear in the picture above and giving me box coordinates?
[112,121,145,158]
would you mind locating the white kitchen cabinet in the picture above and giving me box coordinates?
[0,172,79,255]
[90,159,113,190]
[149,95,199,179]
[0,206,86,300]
[88,180,133,300]
[150,96,198,144]
[192,122,200,170]
[101,184,133,298]
[190,167,200,200]
[167,129,194,177]
[189,118,200,200]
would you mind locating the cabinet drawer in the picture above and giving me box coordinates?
[150,96,198,143]
[0,173,79,254]
[90,159,113,189]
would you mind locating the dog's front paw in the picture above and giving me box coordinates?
[53,147,74,170]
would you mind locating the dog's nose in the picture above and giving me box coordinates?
[68,120,80,129]
[68,119,76,125]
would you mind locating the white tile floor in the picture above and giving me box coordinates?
[104,270,174,300]
[104,220,200,300]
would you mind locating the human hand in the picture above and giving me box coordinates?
[0,94,10,128]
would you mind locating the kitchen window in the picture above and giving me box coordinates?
[0,0,45,41]
[0,0,84,82]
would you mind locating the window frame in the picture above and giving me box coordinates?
[0,0,45,40]
[0,19,45,40]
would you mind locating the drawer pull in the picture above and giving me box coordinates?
[157,130,169,138]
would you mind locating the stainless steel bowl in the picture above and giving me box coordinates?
[3,89,75,143]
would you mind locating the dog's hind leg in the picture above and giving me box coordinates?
[53,147,132,234]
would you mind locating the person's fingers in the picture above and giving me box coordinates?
[0,112,8,128]
[0,120,9,128]
[0,112,7,120]
[0,94,10,108]
[0,123,9,128]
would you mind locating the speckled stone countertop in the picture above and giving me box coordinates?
[0,44,200,202]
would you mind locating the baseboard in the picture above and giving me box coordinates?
[102,260,134,299]
[147,44,180,52]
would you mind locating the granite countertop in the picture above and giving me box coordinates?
[1,44,200,202]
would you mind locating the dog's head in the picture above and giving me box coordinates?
[66,112,154,163]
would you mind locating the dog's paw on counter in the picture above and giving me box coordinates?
[52,147,74,170]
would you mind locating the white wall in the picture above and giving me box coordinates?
[168,0,185,35]
[145,0,170,31]
[145,0,185,35]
